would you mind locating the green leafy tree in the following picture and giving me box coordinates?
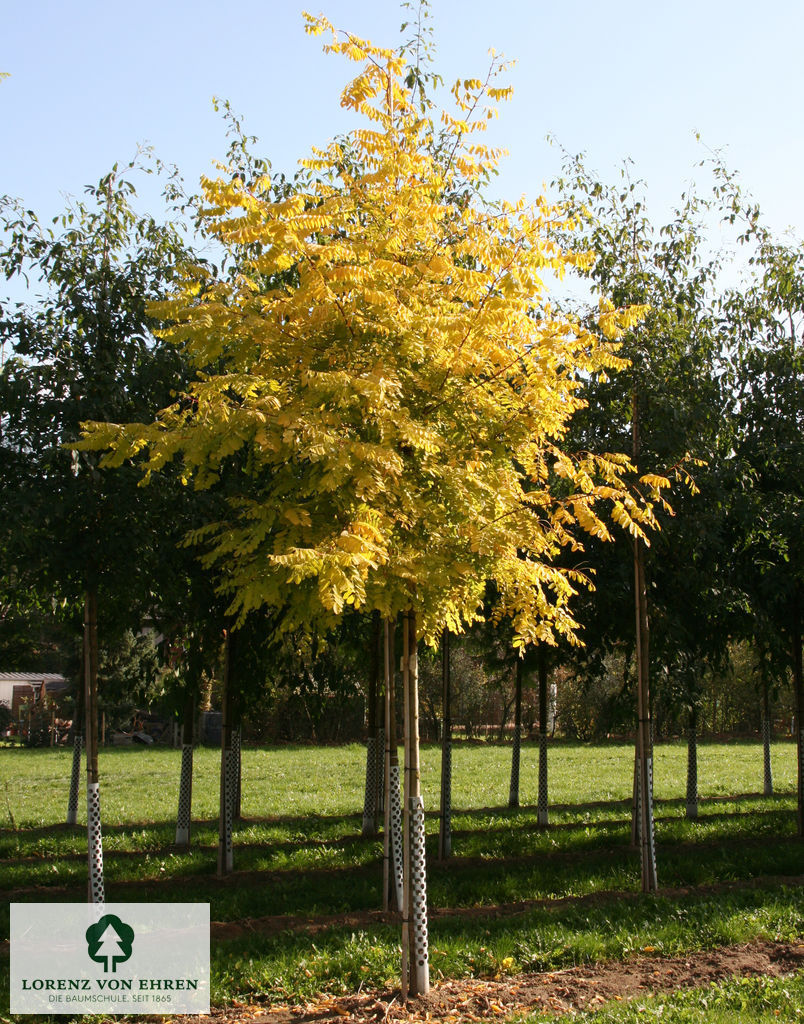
[552,151,731,878]
[0,159,192,632]
[0,157,194,894]
[718,189,804,832]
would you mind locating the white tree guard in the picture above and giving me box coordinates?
[409,795,429,994]
[537,732,549,826]
[647,756,658,879]
[383,745,391,910]
[362,736,378,835]
[686,723,699,820]
[508,724,521,808]
[87,782,105,905]
[389,763,404,911]
[375,728,385,815]
[631,720,655,849]
[798,727,804,826]
[66,734,82,826]
[762,715,774,796]
[223,747,235,873]
[636,754,658,891]
[233,725,242,818]
[176,743,194,846]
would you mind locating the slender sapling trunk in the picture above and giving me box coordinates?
[217,631,234,876]
[762,671,774,796]
[67,679,84,826]
[793,592,803,837]
[632,394,658,892]
[363,613,381,836]
[686,705,699,820]
[438,629,452,860]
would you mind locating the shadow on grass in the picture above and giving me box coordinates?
[1,790,794,842]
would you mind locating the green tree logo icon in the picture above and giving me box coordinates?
[85,915,135,973]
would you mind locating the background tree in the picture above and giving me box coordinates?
[717,187,804,833]
[552,151,729,886]
[0,158,193,898]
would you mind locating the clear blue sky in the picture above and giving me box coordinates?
[3,0,803,244]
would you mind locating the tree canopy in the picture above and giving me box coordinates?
[0,162,191,634]
[80,15,666,648]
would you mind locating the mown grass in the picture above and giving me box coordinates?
[2,739,798,829]
[1,739,801,1019]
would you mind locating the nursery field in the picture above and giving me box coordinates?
[1,739,803,1023]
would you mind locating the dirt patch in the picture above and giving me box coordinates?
[210,876,804,943]
[171,939,804,1024]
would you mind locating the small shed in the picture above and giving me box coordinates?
[1,673,71,742]
[0,672,69,715]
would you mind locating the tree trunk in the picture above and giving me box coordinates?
[686,705,699,820]
[84,588,105,904]
[383,618,403,912]
[401,610,429,999]
[438,629,452,860]
[375,723,385,817]
[363,613,382,836]
[508,657,522,809]
[634,539,658,891]
[176,686,195,847]
[762,671,774,797]
[632,393,658,892]
[217,631,234,876]
[375,629,385,819]
[66,681,83,826]
[537,646,549,827]
[793,591,803,837]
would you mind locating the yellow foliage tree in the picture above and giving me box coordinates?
[78,13,670,996]
[79,14,658,650]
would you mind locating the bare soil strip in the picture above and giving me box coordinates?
[171,939,804,1024]
[209,874,804,942]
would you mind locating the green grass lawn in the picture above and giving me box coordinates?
[0,738,801,1021]
[3,739,798,828]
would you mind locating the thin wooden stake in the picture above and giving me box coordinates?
[508,657,522,809]
[537,646,549,827]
